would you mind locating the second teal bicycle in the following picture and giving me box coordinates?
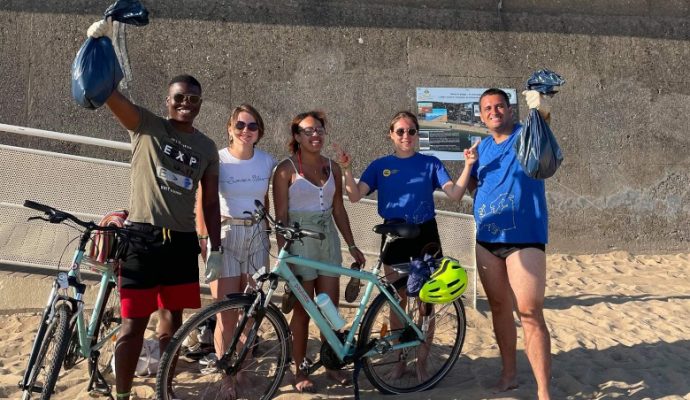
[156,200,467,399]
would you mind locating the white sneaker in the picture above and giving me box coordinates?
[199,353,219,375]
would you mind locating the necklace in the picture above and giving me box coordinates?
[296,151,323,177]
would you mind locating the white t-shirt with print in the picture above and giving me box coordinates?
[218,147,276,218]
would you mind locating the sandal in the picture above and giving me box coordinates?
[344,262,362,303]
[295,358,317,393]
[281,277,301,314]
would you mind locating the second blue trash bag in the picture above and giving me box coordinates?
[514,69,565,179]
[514,109,564,179]
[71,0,149,109]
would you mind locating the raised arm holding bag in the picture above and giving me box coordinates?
[514,108,563,179]
[514,69,565,179]
[71,0,149,109]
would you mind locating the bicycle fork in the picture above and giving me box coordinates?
[218,291,268,375]
[19,272,67,391]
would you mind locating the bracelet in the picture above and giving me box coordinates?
[197,235,209,240]
[348,244,358,250]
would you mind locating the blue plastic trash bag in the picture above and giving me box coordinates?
[514,69,565,179]
[526,69,566,94]
[407,254,436,297]
[71,0,149,109]
[104,0,149,25]
[515,108,564,179]
[71,38,124,109]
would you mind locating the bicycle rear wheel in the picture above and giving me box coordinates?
[22,303,73,400]
[90,281,121,376]
[359,278,466,394]
[156,296,291,400]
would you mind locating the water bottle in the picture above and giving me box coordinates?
[315,293,346,331]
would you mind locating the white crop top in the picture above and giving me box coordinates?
[287,158,336,212]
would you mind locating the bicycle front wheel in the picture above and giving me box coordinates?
[359,279,467,394]
[90,281,121,377]
[22,303,73,400]
[156,296,291,400]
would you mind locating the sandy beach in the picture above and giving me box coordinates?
[1,251,689,399]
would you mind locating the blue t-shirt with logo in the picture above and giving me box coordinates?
[360,152,451,224]
[470,123,548,244]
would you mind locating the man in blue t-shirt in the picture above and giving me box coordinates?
[465,88,554,399]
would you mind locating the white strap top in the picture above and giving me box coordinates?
[287,158,336,212]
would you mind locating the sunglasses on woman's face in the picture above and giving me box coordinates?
[235,121,259,132]
[171,93,202,105]
[393,128,417,137]
[299,127,326,137]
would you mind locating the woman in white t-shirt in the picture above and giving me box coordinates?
[196,104,276,387]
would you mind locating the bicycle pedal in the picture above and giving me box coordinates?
[88,388,110,397]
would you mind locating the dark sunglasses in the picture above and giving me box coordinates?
[299,127,326,137]
[394,128,417,137]
[235,121,259,132]
[171,93,202,105]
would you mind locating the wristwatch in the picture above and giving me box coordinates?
[211,245,224,254]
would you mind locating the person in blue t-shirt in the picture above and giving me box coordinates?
[337,110,476,382]
[465,88,554,400]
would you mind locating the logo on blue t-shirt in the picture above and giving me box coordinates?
[478,193,516,235]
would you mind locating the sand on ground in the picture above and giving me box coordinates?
[1,251,689,399]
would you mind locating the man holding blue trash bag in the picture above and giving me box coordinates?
[85,17,223,400]
[464,82,560,399]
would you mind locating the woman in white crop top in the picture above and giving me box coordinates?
[196,104,276,389]
[273,111,366,393]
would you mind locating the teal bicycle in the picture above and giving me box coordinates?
[18,201,148,399]
[156,200,467,399]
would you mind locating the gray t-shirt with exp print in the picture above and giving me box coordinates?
[127,107,219,232]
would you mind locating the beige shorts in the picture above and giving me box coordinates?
[288,210,342,281]
[219,220,270,278]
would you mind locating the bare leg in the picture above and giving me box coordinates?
[315,275,352,387]
[211,275,254,390]
[476,245,518,392]
[382,264,408,379]
[157,308,183,355]
[506,249,551,400]
[211,277,243,355]
[114,316,150,400]
[157,309,185,397]
[291,279,316,393]
[415,302,434,382]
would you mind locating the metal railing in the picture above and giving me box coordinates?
[0,123,477,307]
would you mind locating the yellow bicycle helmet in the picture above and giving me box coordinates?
[419,257,467,304]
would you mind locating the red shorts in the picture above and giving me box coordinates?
[117,222,202,318]
[120,283,201,318]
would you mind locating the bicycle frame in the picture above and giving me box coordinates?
[263,245,425,363]
[20,228,119,389]
[74,257,120,359]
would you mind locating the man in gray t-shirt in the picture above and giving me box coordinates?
[87,19,223,400]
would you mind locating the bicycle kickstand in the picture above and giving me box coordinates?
[87,351,113,399]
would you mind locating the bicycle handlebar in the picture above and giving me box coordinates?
[23,200,55,214]
[252,199,326,242]
[24,200,100,230]
[23,200,148,238]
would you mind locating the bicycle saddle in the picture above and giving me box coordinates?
[373,222,420,239]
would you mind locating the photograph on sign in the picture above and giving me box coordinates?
[416,87,518,160]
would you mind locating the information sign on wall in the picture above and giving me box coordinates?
[416,87,518,160]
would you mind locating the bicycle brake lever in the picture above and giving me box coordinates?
[27,216,49,222]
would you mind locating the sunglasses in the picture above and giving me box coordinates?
[393,128,417,136]
[235,121,259,132]
[171,93,202,105]
[299,127,326,137]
